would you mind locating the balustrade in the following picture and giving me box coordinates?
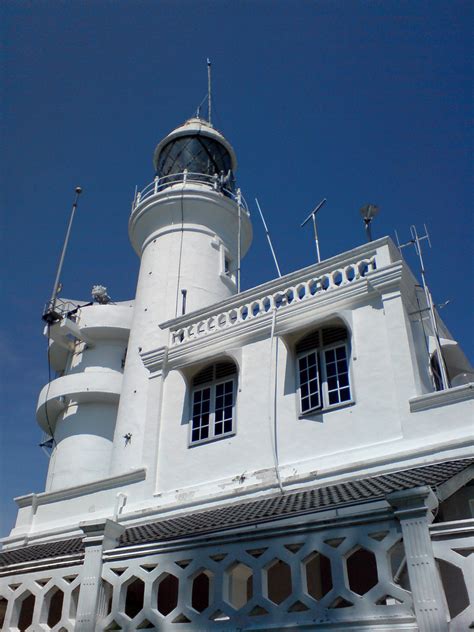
[170,255,377,347]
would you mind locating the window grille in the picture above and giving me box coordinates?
[297,326,351,413]
[191,361,237,445]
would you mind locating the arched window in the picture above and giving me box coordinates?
[190,361,237,445]
[296,325,352,414]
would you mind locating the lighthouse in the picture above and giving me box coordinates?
[1,112,473,632]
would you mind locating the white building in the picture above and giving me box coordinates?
[1,117,473,632]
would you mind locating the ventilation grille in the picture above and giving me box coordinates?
[296,326,347,353]
[193,361,237,386]
[296,331,320,354]
[322,326,348,346]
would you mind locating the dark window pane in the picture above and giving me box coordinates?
[325,349,335,362]
[310,394,320,408]
[339,373,349,387]
[328,377,338,391]
[326,362,336,377]
[329,391,339,405]
[201,426,209,439]
[336,346,346,360]
[337,360,347,373]
[340,387,351,401]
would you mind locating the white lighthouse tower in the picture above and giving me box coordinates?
[110,117,252,476]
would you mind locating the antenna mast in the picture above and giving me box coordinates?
[207,58,212,125]
[42,186,83,323]
[300,198,326,263]
[396,224,450,390]
[255,198,282,277]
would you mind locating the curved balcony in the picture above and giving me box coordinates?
[36,369,123,433]
[131,171,250,215]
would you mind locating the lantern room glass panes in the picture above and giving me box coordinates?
[157,135,233,184]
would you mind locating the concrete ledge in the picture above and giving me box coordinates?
[409,383,474,412]
[15,468,147,507]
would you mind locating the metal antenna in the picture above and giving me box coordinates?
[255,198,282,277]
[237,189,242,293]
[207,58,212,125]
[300,198,326,263]
[43,186,83,323]
[397,224,449,390]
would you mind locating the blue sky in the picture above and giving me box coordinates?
[1,1,472,536]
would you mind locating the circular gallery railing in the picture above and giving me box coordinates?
[131,171,249,214]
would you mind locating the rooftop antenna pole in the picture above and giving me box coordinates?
[237,189,242,293]
[398,224,449,390]
[300,198,326,263]
[255,198,282,277]
[207,58,212,125]
[43,186,83,323]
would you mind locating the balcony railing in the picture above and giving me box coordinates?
[170,254,377,347]
[131,171,249,214]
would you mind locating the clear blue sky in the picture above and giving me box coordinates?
[1,1,472,536]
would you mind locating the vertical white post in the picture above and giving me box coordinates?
[75,519,125,632]
[388,487,449,632]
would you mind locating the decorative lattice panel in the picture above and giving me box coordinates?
[431,520,474,632]
[0,564,83,631]
[100,519,415,630]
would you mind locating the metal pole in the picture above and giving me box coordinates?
[365,219,373,242]
[311,213,321,263]
[255,198,282,277]
[207,58,212,125]
[46,186,82,317]
[301,198,326,263]
[411,225,449,390]
[237,191,242,293]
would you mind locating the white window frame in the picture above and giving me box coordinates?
[297,341,352,416]
[189,375,237,446]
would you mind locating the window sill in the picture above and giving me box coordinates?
[298,400,355,419]
[188,430,236,448]
[220,272,237,290]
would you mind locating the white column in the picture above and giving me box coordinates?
[75,519,124,632]
[387,486,448,632]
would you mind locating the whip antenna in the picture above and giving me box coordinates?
[42,186,83,323]
[255,198,282,277]
[207,58,212,125]
[300,198,326,263]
